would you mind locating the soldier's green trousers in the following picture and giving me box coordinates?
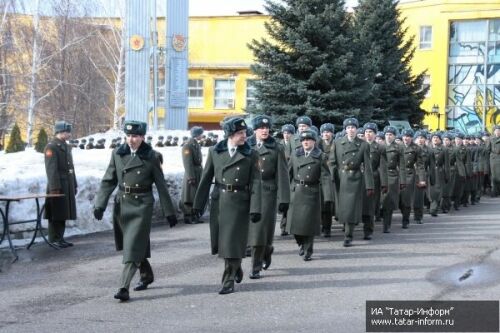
[294,235,314,256]
[251,246,265,273]
[321,203,333,235]
[120,262,140,290]
[139,259,154,283]
[48,219,66,243]
[222,258,242,288]
[362,216,374,237]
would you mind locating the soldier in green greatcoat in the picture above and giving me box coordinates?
[381,126,406,233]
[430,133,450,217]
[329,118,374,246]
[399,129,425,228]
[361,122,387,240]
[318,123,335,238]
[93,121,178,302]
[279,124,295,236]
[44,121,78,248]
[413,131,435,223]
[247,115,290,279]
[441,132,454,213]
[452,132,469,210]
[287,129,332,260]
[193,117,262,295]
[285,116,312,159]
[180,126,204,224]
[486,125,500,196]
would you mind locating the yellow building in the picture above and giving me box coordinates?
[180,3,500,133]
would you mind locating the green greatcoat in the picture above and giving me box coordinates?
[329,136,374,224]
[286,147,332,236]
[430,144,450,211]
[400,143,425,214]
[181,138,203,206]
[44,137,78,221]
[452,144,468,204]
[382,141,406,210]
[413,144,435,216]
[193,140,262,258]
[247,136,290,246]
[94,142,176,263]
[318,138,336,223]
[362,141,387,217]
[486,136,500,194]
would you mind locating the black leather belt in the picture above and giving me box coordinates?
[215,182,249,192]
[119,185,152,194]
[294,179,319,186]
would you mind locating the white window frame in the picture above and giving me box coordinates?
[419,26,432,50]
[188,79,204,108]
[246,79,258,108]
[214,79,235,109]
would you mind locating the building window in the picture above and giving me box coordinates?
[246,80,258,108]
[214,79,235,109]
[188,79,204,108]
[422,75,431,98]
[419,26,432,49]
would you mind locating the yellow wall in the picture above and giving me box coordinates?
[399,0,500,131]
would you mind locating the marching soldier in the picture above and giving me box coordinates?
[247,116,290,279]
[44,121,78,248]
[441,132,454,213]
[413,131,435,223]
[329,118,373,246]
[287,129,332,259]
[430,133,450,216]
[462,136,474,206]
[381,126,406,233]
[172,137,179,147]
[93,120,178,302]
[486,125,500,196]
[281,124,295,162]
[318,123,335,237]
[481,132,492,195]
[165,135,173,147]
[193,117,262,295]
[285,116,312,159]
[452,132,469,210]
[181,126,204,224]
[362,122,387,239]
[95,138,106,149]
[399,129,425,228]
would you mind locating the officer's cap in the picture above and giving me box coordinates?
[123,120,147,136]
[401,129,414,137]
[363,122,378,133]
[281,124,295,134]
[252,115,272,129]
[54,121,72,134]
[343,117,359,129]
[296,116,312,127]
[223,117,248,136]
[414,131,425,139]
[320,123,335,134]
[299,129,317,142]
[190,126,204,138]
[384,126,398,135]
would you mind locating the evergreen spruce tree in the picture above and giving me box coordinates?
[354,0,428,127]
[5,123,25,153]
[248,0,364,127]
[34,128,48,153]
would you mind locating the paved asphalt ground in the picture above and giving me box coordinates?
[1,197,500,333]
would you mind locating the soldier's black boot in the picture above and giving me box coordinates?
[249,271,261,279]
[134,259,154,291]
[219,281,235,295]
[114,288,130,301]
[263,246,273,270]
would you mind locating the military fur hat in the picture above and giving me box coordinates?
[376,131,385,139]
[310,125,319,135]
[54,121,72,134]
[223,117,248,136]
[442,132,454,140]
[281,124,296,134]
[343,117,359,129]
[384,126,398,135]
[481,131,490,137]
[320,123,335,133]
[363,122,378,132]
[89,137,95,142]
[252,115,272,129]
[454,132,465,139]
[296,116,312,127]
[401,129,414,137]
[123,120,147,136]
[190,126,204,138]
[299,129,317,142]
[431,132,442,140]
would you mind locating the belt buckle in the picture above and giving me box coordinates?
[299,180,305,186]
[125,186,131,194]
[226,184,233,192]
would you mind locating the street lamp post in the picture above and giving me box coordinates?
[432,104,440,130]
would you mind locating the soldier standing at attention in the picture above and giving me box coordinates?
[361,122,387,240]
[44,121,78,248]
[381,126,406,233]
[181,126,204,224]
[329,118,373,246]
[441,133,454,213]
[486,125,500,196]
[452,132,468,211]
[413,131,435,224]
[287,129,332,259]
[429,133,450,217]
[318,123,335,238]
[399,129,425,229]
[93,121,178,302]
[193,117,262,295]
[247,116,289,279]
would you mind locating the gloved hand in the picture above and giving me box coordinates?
[93,208,104,221]
[366,189,374,197]
[250,213,261,223]
[278,203,289,213]
[167,215,178,227]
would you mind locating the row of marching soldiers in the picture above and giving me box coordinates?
[180,114,500,295]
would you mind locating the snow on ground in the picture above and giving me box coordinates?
[0,129,218,247]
